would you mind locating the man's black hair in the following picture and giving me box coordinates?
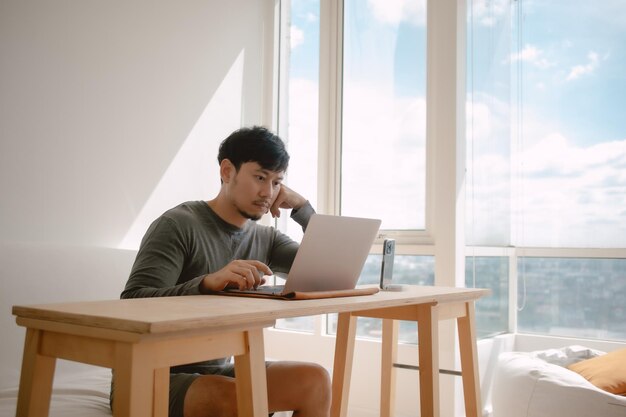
[217,126,289,173]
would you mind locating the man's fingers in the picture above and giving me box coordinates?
[231,263,271,289]
[270,197,284,218]
[213,260,273,290]
[230,266,254,289]
[244,260,273,276]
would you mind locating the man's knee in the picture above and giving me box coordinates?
[184,375,238,417]
[297,362,332,401]
[267,361,331,402]
[305,362,331,385]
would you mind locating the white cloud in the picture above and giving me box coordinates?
[288,78,427,229]
[509,44,554,69]
[367,0,426,26]
[290,25,304,50]
[470,0,509,27]
[513,45,540,61]
[287,79,626,247]
[284,78,319,217]
[516,133,626,247]
[566,51,600,81]
[341,81,427,229]
[466,93,626,247]
[467,92,510,146]
[521,133,626,178]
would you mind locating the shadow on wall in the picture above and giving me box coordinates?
[119,49,246,249]
[0,0,266,248]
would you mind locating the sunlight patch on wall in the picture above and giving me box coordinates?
[119,50,245,250]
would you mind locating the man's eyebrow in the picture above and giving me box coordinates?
[255,168,284,180]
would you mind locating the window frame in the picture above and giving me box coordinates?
[268,0,467,331]
[267,0,626,342]
[317,0,437,246]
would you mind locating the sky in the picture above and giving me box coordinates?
[468,0,626,247]
[285,0,626,248]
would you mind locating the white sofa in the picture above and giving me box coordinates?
[492,346,626,417]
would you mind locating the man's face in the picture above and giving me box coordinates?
[226,161,284,221]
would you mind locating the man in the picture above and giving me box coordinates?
[117,126,331,417]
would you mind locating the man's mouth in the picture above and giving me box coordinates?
[253,201,270,210]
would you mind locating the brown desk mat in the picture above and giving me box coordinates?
[214,286,380,300]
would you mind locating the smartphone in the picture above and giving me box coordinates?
[379,238,395,289]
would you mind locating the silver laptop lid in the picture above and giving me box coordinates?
[283,214,381,293]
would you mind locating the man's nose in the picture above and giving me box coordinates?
[259,182,273,198]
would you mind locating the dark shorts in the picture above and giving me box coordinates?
[168,363,237,417]
[111,362,273,417]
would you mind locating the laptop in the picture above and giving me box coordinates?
[223,214,381,299]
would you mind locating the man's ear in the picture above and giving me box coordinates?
[219,159,235,183]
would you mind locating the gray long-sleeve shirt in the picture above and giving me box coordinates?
[122,200,315,299]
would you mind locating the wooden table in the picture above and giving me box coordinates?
[12,285,488,417]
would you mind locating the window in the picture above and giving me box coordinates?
[511,0,626,249]
[517,257,626,340]
[275,0,626,343]
[340,0,427,231]
[465,255,509,339]
[276,0,430,338]
[277,0,320,240]
[515,0,626,339]
[467,0,626,340]
[466,0,513,247]
[465,0,515,336]
[274,0,321,333]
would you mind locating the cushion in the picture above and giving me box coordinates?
[493,349,626,417]
[568,347,626,395]
[534,344,604,367]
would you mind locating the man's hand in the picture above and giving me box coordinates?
[200,260,272,292]
[270,184,307,218]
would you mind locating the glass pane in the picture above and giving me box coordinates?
[357,253,434,286]
[466,0,513,246]
[465,256,509,338]
[275,0,321,333]
[517,258,626,340]
[274,316,316,333]
[341,0,427,230]
[279,0,320,243]
[327,316,418,345]
[327,255,434,344]
[513,1,626,248]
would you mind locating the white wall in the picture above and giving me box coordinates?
[0,0,271,248]
[0,0,272,390]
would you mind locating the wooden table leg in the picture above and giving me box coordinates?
[457,301,482,417]
[153,367,169,417]
[16,329,56,417]
[416,304,439,417]
[331,312,357,417]
[234,327,269,417]
[381,319,398,417]
[112,342,155,417]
